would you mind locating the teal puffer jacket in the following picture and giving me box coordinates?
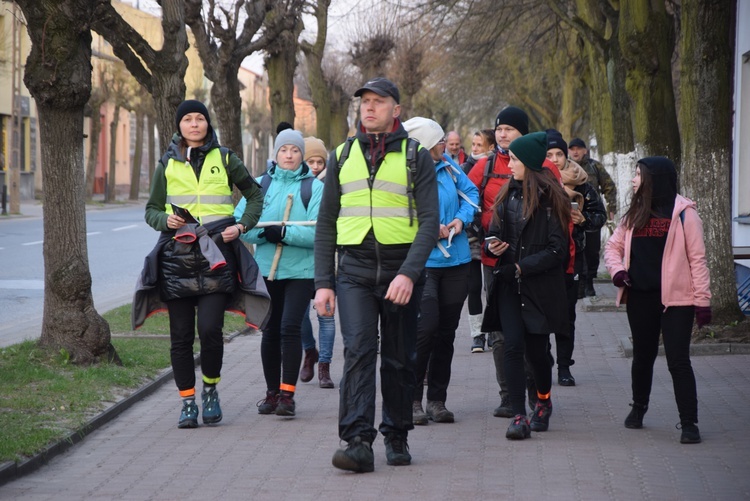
[235,163,323,280]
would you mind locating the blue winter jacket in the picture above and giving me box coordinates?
[235,163,323,279]
[425,155,479,268]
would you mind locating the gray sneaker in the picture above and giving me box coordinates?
[426,400,455,423]
[332,437,374,473]
[412,400,428,425]
[471,334,485,353]
[493,395,513,418]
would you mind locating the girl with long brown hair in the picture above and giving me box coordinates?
[604,157,710,444]
[483,131,570,440]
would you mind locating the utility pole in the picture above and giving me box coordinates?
[9,2,23,214]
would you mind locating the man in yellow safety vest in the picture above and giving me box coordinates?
[314,78,439,473]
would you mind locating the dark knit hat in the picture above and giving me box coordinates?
[495,106,529,135]
[276,121,293,135]
[546,129,568,158]
[569,138,586,149]
[354,77,400,104]
[509,131,548,172]
[175,100,211,132]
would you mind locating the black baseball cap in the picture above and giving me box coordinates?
[569,138,586,148]
[354,77,400,104]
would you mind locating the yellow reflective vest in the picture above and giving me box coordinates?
[164,148,233,224]
[336,139,419,245]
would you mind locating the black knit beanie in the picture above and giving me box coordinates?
[175,100,211,132]
[495,106,529,135]
[546,129,568,158]
[509,132,548,172]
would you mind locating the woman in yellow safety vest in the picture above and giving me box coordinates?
[144,100,263,429]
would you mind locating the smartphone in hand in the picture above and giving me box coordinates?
[171,203,199,224]
[571,202,579,211]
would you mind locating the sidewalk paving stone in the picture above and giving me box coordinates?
[1,283,749,500]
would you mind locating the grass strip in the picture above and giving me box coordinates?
[0,305,250,463]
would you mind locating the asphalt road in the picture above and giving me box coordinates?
[0,203,157,348]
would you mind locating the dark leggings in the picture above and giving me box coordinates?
[626,288,698,423]
[415,264,470,402]
[167,293,229,392]
[498,283,552,416]
[466,259,483,315]
[584,230,601,280]
[262,278,314,392]
[554,273,578,369]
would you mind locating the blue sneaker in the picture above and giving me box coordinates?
[178,399,199,429]
[201,386,222,424]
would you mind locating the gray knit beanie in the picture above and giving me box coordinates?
[274,129,305,160]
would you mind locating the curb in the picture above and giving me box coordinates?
[619,336,750,358]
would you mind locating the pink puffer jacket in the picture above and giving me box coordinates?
[604,194,711,308]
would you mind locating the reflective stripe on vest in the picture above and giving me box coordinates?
[164,148,234,224]
[336,139,418,245]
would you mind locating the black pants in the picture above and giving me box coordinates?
[415,263,470,403]
[262,278,314,392]
[555,272,578,370]
[336,274,422,444]
[167,293,229,392]
[466,259,483,315]
[498,282,552,416]
[626,289,698,423]
[584,230,601,281]
[483,264,508,397]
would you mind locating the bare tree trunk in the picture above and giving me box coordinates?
[301,0,332,145]
[266,41,299,128]
[17,0,119,364]
[330,85,351,144]
[106,105,120,203]
[619,0,681,162]
[210,64,244,158]
[130,110,144,200]
[85,107,102,199]
[38,107,118,363]
[679,0,743,325]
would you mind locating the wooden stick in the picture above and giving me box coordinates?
[268,194,294,281]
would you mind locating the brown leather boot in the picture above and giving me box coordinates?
[300,347,319,382]
[318,362,334,388]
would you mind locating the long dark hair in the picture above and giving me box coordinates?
[491,167,571,231]
[622,162,654,231]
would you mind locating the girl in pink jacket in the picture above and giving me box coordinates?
[604,156,711,444]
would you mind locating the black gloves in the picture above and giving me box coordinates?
[260,225,286,244]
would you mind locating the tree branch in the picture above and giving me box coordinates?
[544,0,606,56]
[92,1,155,92]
